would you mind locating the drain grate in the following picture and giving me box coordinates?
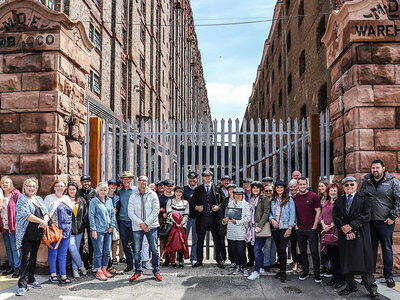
[282,286,302,294]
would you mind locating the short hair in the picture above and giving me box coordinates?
[298,177,308,183]
[96,182,109,193]
[0,176,15,192]
[319,178,330,186]
[327,183,344,199]
[371,160,384,167]
[288,179,298,187]
[50,179,67,194]
[23,178,39,195]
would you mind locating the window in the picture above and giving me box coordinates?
[278,53,282,70]
[63,0,70,15]
[47,0,56,10]
[89,24,101,51]
[287,31,291,51]
[140,25,145,43]
[88,69,101,95]
[279,90,282,107]
[316,17,326,50]
[140,55,145,72]
[298,0,304,27]
[89,24,94,41]
[318,83,328,112]
[288,73,292,93]
[278,21,281,35]
[299,50,305,76]
[87,71,92,91]
[271,42,274,55]
[300,104,307,120]
[93,0,101,7]
[286,0,290,12]
[266,81,269,95]
[272,69,275,83]
[121,62,126,89]
[140,85,145,115]
[121,97,126,118]
[141,0,146,15]
[122,0,127,21]
[272,102,276,117]
[122,28,127,50]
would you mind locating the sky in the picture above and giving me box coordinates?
[191,0,276,122]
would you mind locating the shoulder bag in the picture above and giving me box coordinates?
[42,223,63,250]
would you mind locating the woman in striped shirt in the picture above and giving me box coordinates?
[166,187,189,267]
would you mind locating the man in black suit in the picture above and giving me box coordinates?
[332,176,379,300]
[192,170,224,268]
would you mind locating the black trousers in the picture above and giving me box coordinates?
[289,230,299,263]
[296,229,320,275]
[326,245,344,283]
[80,227,94,269]
[219,236,227,261]
[196,216,222,263]
[246,242,255,265]
[18,239,41,288]
[345,272,377,294]
[272,229,290,273]
[228,240,247,268]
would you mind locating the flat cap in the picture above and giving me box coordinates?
[156,180,164,186]
[341,176,357,185]
[174,186,184,193]
[262,176,274,183]
[188,171,199,178]
[233,187,245,194]
[163,179,175,186]
[251,181,263,188]
[107,179,117,185]
[243,178,253,184]
[202,170,213,177]
[80,175,91,182]
[274,180,287,188]
[220,175,231,180]
[227,183,237,189]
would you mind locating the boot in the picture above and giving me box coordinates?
[2,268,14,276]
[12,268,20,278]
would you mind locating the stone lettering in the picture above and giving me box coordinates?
[0,12,49,33]
[8,36,15,47]
[355,24,400,37]
[36,35,44,46]
[29,16,40,30]
[386,0,400,18]
[46,35,54,45]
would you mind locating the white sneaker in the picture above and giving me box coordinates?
[247,271,260,280]
[73,269,80,278]
[259,268,265,275]
[243,268,249,277]
[79,266,88,275]
[144,261,153,270]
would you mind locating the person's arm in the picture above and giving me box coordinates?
[110,200,116,229]
[128,194,143,226]
[236,202,250,225]
[289,198,296,227]
[332,198,346,228]
[258,196,270,228]
[312,195,321,229]
[389,178,400,221]
[144,193,160,226]
[88,200,96,232]
[166,199,173,222]
[181,201,189,225]
[349,195,371,230]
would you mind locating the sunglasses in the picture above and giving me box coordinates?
[344,183,355,187]
[265,190,273,193]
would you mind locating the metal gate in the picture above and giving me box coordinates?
[83,104,332,187]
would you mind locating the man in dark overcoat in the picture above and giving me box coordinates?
[332,176,379,300]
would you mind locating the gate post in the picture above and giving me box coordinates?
[322,0,400,274]
[310,114,320,192]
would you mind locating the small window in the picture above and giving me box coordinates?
[278,53,282,70]
[271,42,274,55]
[278,21,281,35]
[298,0,304,28]
[286,0,290,12]
[272,102,276,117]
[266,81,270,95]
[89,24,94,41]
[121,62,126,89]
[88,69,101,95]
[141,0,146,15]
[122,28,127,50]
[94,29,101,51]
[122,0,127,20]
[121,97,126,118]
[140,85,145,115]
[140,25,145,43]
[93,0,101,7]
[288,73,292,93]
[300,104,307,120]
[299,50,306,76]
[279,90,282,107]
[140,55,145,72]
[287,31,291,51]
[318,83,328,112]
[316,17,326,50]
[272,69,275,83]
[87,71,92,91]
[47,0,56,10]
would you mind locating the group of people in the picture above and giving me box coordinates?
[0,159,398,299]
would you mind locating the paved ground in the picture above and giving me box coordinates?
[0,263,398,300]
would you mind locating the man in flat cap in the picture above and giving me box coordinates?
[219,175,232,198]
[192,170,224,268]
[184,172,199,266]
[243,178,253,202]
[333,177,379,300]
[261,177,274,188]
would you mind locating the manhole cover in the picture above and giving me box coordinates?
[282,286,302,294]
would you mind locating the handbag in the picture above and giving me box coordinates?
[112,228,120,241]
[158,221,173,236]
[255,221,271,238]
[42,223,63,250]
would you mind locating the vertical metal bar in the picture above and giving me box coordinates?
[147,120,152,183]
[169,119,174,181]
[294,118,299,173]
[242,119,247,181]
[279,120,284,181]
[257,119,262,180]
[228,119,233,178]
[325,108,331,178]
[301,118,306,177]
[191,120,196,172]
[184,120,188,185]
[198,119,203,182]
[177,120,182,186]
[221,119,225,177]
[206,119,210,179]
[154,120,159,183]
[100,120,104,182]
[162,120,166,181]
[265,120,270,177]
[133,121,138,185]
[307,117,312,181]
[320,111,325,179]
[105,120,109,180]
[213,119,218,184]
[272,119,277,181]
[140,120,145,176]
[119,119,123,176]
[250,119,255,179]
[287,118,292,182]
[235,118,240,185]
[126,119,131,171]
[112,120,116,179]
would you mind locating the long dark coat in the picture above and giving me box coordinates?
[332,192,374,274]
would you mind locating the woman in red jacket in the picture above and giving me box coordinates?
[0,176,22,278]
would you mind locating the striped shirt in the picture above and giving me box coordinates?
[166,198,189,228]
[224,200,250,241]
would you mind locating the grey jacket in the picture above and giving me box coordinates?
[128,187,160,231]
[360,171,400,221]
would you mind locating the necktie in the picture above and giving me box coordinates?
[346,194,353,212]
[206,185,209,194]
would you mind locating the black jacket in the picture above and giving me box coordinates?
[79,187,96,205]
[183,185,197,218]
[72,197,88,235]
[191,183,222,217]
[332,192,373,274]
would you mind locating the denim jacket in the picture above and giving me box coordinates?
[269,197,296,229]
[89,196,116,233]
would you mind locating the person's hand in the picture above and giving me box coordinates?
[38,220,48,229]
[195,205,203,212]
[143,224,150,232]
[271,219,279,229]
[140,222,147,231]
[312,225,318,230]
[284,228,292,238]
[163,213,167,219]
[109,227,114,233]
[212,205,220,212]
[160,208,166,212]
[341,224,352,234]
[255,226,262,233]
[176,223,182,228]
[322,223,328,231]
[384,218,395,225]
[222,217,229,224]
[92,231,97,240]
[231,219,237,224]
[295,225,299,230]
[346,232,355,240]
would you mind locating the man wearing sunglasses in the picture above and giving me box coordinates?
[361,160,400,289]
[332,177,379,300]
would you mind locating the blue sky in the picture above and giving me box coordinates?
[191,0,276,121]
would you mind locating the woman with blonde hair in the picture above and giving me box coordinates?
[0,176,22,278]
[15,178,49,296]
[44,179,73,284]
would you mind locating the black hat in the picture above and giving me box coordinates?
[107,179,117,185]
[174,186,184,193]
[156,180,164,186]
[233,187,245,195]
[262,176,274,183]
[220,175,231,181]
[67,182,79,190]
[117,179,122,185]
[81,175,91,182]
[274,180,287,188]
[188,171,199,178]
[227,183,237,189]
[251,181,263,188]
[164,179,175,187]
[243,178,253,184]
[202,170,213,177]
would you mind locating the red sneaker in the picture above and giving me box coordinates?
[154,273,163,281]
[96,272,107,281]
[103,270,112,278]
[129,272,142,282]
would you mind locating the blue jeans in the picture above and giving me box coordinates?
[371,220,395,279]
[68,233,83,271]
[254,237,267,272]
[186,217,197,262]
[119,220,134,266]
[263,236,276,266]
[3,231,20,268]
[91,232,112,270]
[133,228,160,274]
[48,237,70,276]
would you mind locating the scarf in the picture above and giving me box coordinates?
[245,196,259,245]
[45,194,73,219]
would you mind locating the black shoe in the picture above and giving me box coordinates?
[299,272,310,280]
[326,279,336,286]
[274,271,281,279]
[161,260,170,267]
[192,261,203,268]
[179,262,184,268]
[271,263,280,269]
[320,266,327,275]
[370,292,380,300]
[247,262,254,268]
[264,266,271,272]
[335,281,345,289]
[12,268,20,278]
[171,263,177,268]
[314,274,323,283]
[338,287,358,296]
[124,265,133,272]
[217,261,225,269]
[280,272,287,283]
[2,268,14,276]
[386,278,395,288]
